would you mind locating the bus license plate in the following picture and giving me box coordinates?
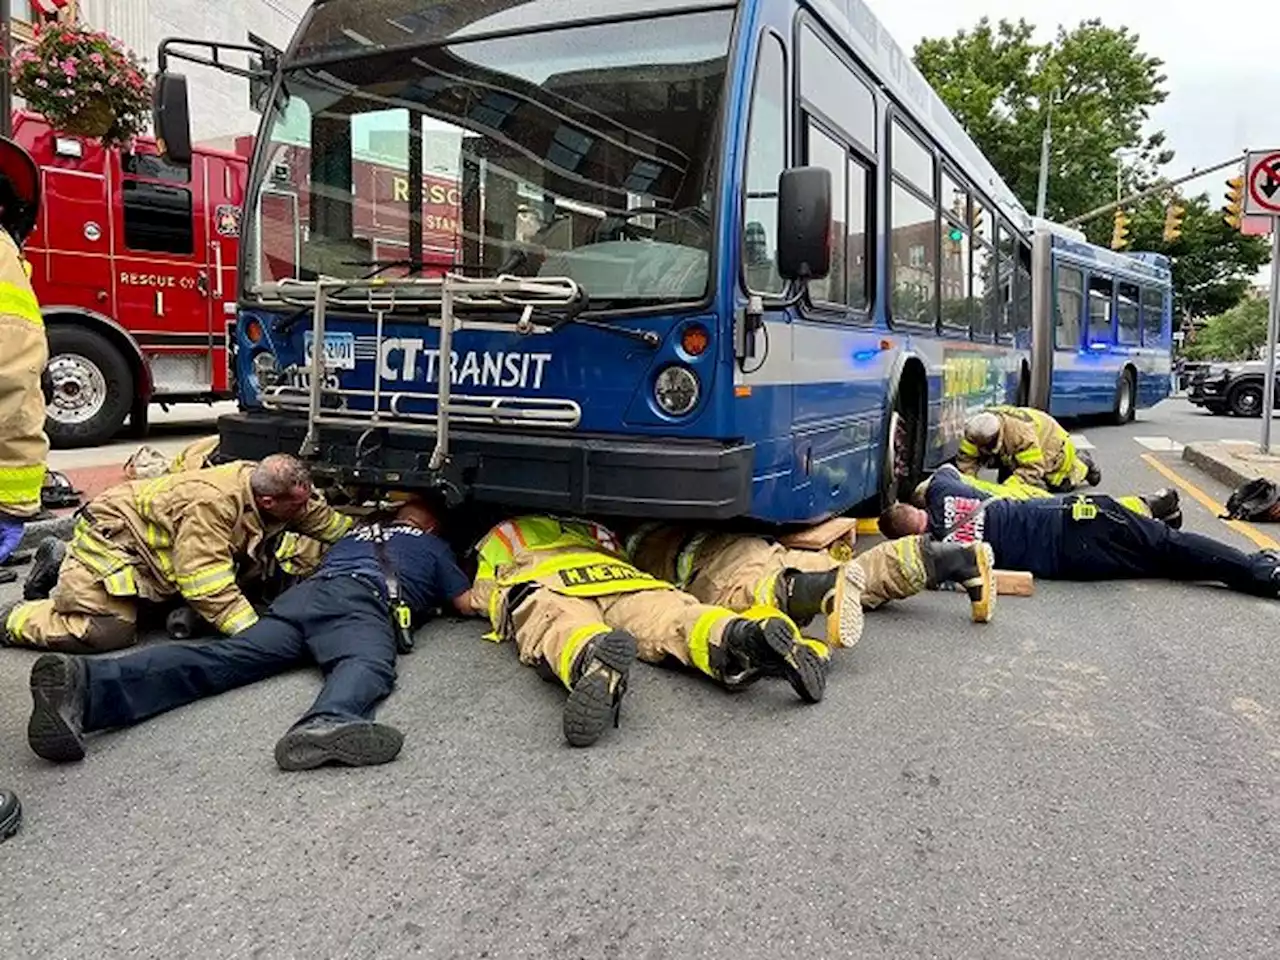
[304,331,355,370]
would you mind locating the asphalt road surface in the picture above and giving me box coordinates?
[3,398,1280,959]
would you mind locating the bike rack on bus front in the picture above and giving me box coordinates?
[267,274,584,476]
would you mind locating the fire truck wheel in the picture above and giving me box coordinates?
[43,326,135,450]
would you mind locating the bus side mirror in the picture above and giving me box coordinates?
[153,72,193,166]
[776,166,831,282]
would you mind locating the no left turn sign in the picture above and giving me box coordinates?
[1245,150,1280,216]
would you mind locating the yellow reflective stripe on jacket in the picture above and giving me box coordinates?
[688,607,735,678]
[0,280,42,325]
[893,537,929,591]
[1117,495,1151,517]
[318,510,353,542]
[557,623,612,689]
[623,521,662,560]
[219,602,258,634]
[753,571,780,608]
[499,550,669,596]
[5,600,35,639]
[69,518,130,576]
[1045,443,1080,486]
[176,562,237,599]
[673,531,709,589]
[103,567,138,597]
[0,462,45,511]
[958,438,981,457]
[1013,446,1044,465]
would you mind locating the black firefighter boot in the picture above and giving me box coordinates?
[27,654,88,763]
[1141,488,1183,529]
[719,616,829,703]
[22,536,66,601]
[776,563,867,650]
[921,540,997,623]
[563,630,637,748]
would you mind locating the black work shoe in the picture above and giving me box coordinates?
[778,569,838,626]
[274,721,405,771]
[723,617,829,703]
[1142,488,1181,523]
[23,536,66,601]
[0,788,20,842]
[563,630,637,748]
[1162,509,1183,530]
[28,654,88,763]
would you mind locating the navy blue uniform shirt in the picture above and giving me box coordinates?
[318,523,470,617]
[923,466,1065,577]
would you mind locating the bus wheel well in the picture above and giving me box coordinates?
[883,358,928,507]
[43,312,152,401]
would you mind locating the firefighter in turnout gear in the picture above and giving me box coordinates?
[621,523,997,642]
[471,516,830,747]
[0,137,47,568]
[2,456,352,653]
[958,406,1100,492]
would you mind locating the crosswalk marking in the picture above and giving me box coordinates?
[1133,436,1185,453]
[1069,433,1094,451]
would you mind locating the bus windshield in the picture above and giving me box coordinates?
[248,8,733,305]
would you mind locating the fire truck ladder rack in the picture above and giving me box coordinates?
[269,274,585,471]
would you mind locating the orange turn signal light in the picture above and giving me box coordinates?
[244,319,264,344]
[681,324,710,357]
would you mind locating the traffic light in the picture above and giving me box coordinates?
[1110,208,1130,250]
[1162,199,1186,244]
[1224,175,1245,229]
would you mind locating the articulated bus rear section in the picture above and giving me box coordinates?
[1029,228,1173,423]
[155,0,1036,526]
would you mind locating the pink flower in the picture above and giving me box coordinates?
[34,78,47,88]
[89,52,105,66]
[60,58,77,78]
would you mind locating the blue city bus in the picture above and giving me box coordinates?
[153,0,1045,526]
[1028,227,1173,423]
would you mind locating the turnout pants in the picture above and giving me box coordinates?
[78,576,397,733]
[6,553,139,653]
[681,534,933,613]
[1057,496,1277,595]
[474,546,789,688]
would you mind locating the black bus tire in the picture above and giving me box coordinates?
[1110,368,1136,425]
[44,326,135,449]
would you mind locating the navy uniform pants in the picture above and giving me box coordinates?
[81,575,397,733]
[1058,495,1277,596]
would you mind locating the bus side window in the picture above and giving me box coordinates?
[1117,282,1140,345]
[1141,287,1165,345]
[1055,266,1084,349]
[741,33,786,296]
[1087,275,1114,345]
[889,119,936,328]
[1015,241,1032,340]
[971,201,996,342]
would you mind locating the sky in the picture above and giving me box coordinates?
[873,0,1280,198]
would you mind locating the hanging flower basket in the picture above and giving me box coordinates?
[10,24,152,149]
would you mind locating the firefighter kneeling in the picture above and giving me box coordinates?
[622,523,997,643]
[471,516,830,748]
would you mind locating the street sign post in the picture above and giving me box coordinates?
[1246,150,1280,452]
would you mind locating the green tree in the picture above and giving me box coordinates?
[914,18,1268,320]
[1183,297,1268,361]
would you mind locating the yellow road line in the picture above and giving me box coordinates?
[1140,453,1279,550]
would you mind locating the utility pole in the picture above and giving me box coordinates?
[0,0,11,138]
[1034,89,1058,220]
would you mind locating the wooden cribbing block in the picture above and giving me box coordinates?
[779,516,858,553]
[995,570,1034,596]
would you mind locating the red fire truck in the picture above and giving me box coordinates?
[16,111,246,448]
[17,111,464,447]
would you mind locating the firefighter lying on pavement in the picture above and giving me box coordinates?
[958,406,1100,492]
[25,497,473,771]
[620,523,997,642]
[2,455,353,653]
[879,464,1280,597]
[929,470,1184,529]
[470,515,831,748]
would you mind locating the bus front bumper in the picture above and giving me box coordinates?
[216,412,754,520]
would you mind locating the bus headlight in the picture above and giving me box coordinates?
[251,352,279,389]
[654,365,699,416]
